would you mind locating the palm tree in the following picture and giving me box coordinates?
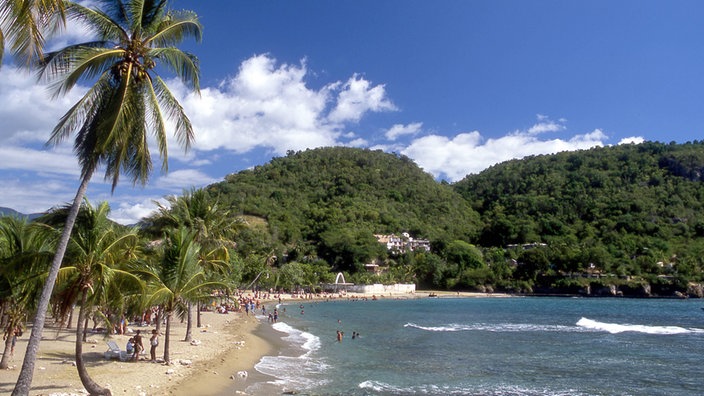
[0,0,65,66]
[0,217,54,369]
[41,200,142,395]
[14,1,201,394]
[143,188,238,337]
[145,188,241,244]
[136,227,224,363]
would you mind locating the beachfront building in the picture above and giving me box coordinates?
[374,232,431,254]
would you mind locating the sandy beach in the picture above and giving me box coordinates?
[0,290,504,395]
[0,309,272,396]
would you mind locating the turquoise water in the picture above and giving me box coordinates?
[246,297,704,395]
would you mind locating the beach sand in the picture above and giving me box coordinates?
[0,290,505,395]
[0,310,271,396]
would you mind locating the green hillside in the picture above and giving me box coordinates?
[454,141,704,285]
[208,147,480,270]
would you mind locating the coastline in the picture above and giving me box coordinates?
[0,290,510,395]
[167,314,277,396]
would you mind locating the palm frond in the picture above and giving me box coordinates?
[66,1,128,43]
[144,75,168,171]
[148,47,199,91]
[40,46,125,98]
[148,9,201,48]
[0,26,5,64]
[1,0,66,65]
[99,77,154,189]
[130,0,167,34]
[153,75,194,150]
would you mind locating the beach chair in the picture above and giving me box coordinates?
[104,340,128,361]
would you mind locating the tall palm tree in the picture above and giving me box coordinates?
[41,200,142,395]
[136,227,224,363]
[0,217,54,369]
[0,0,65,66]
[14,1,201,395]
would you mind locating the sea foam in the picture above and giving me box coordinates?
[404,322,581,333]
[359,380,594,396]
[253,321,328,391]
[576,317,704,334]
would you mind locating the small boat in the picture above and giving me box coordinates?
[428,293,438,298]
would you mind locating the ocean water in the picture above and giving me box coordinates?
[245,297,704,396]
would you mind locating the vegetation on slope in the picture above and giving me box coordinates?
[208,147,481,271]
[454,141,704,293]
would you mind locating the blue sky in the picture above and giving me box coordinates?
[1,0,703,224]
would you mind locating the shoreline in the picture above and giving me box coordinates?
[167,314,277,396]
[0,291,513,395]
[0,310,275,396]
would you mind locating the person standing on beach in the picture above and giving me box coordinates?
[149,329,159,362]
[132,330,144,361]
[9,326,22,357]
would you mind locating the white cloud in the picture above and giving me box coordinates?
[175,54,397,157]
[618,136,645,145]
[328,74,397,123]
[0,177,75,214]
[402,127,609,182]
[109,197,164,226]
[0,145,79,175]
[0,66,84,144]
[385,122,423,141]
[525,114,566,135]
[154,169,219,190]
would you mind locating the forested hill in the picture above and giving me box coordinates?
[454,141,704,275]
[206,142,704,291]
[208,147,480,256]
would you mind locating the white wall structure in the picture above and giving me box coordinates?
[346,283,416,294]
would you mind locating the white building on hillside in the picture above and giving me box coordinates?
[375,232,430,254]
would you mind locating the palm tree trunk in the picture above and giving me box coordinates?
[75,288,111,395]
[0,335,13,370]
[82,316,89,343]
[155,307,162,334]
[184,303,192,342]
[196,304,202,328]
[163,311,172,363]
[67,307,74,329]
[0,321,16,370]
[13,170,92,396]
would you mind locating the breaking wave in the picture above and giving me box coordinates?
[576,317,704,334]
[404,322,581,333]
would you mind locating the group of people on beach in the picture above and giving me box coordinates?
[126,329,159,362]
